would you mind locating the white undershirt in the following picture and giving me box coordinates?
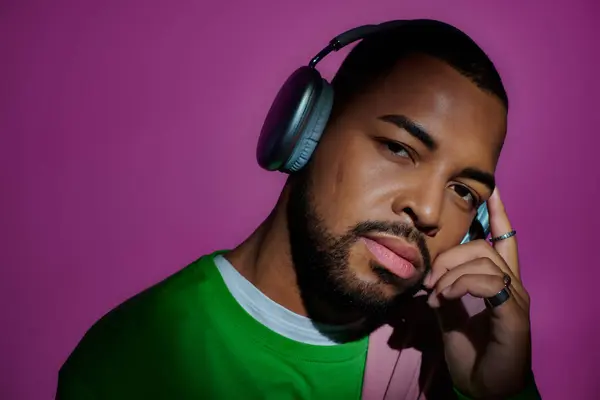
[214,255,357,346]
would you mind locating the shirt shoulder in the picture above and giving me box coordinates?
[56,251,225,399]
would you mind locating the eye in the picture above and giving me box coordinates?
[451,184,479,208]
[383,140,411,158]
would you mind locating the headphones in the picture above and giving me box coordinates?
[255,20,490,245]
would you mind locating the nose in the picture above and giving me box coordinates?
[392,183,444,237]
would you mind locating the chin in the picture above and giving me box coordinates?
[344,261,422,306]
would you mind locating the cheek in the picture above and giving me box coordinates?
[309,142,398,234]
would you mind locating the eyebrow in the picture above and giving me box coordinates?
[458,168,496,192]
[379,114,437,151]
[379,114,496,192]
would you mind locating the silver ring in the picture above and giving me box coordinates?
[485,273,512,309]
[490,230,516,243]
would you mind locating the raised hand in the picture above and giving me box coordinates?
[423,188,532,398]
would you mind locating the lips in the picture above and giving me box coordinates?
[360,235,420,280]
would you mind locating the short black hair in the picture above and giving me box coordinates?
[331,19,508,112]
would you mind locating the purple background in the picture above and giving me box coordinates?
[2,0,599,398]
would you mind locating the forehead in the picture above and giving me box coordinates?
[347,55,507,167]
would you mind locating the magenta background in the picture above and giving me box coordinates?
[2,0,599,399]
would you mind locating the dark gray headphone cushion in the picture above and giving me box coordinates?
[284,80,334,173]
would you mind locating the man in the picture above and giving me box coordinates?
[57,19,541,399]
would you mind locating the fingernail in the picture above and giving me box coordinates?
[427,291,439,308]
[424,272,432,288]
[441,287,451,297]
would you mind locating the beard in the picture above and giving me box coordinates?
[285,166,432,329]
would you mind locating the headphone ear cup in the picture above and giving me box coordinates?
[256,67,332,173]
[460,202,491,244]
[283,80,333,173]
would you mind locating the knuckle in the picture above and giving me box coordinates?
[490,274,505,289]
[477,256,499,271]
[431,254,451,271]
[472,239,489,251]
[475,238,488,246]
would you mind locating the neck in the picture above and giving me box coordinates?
[225,202,306,317]
[225,199,368,327]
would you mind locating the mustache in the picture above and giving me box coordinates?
[350,221,423,242]
[348,220,432,271]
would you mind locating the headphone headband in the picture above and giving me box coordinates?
[256,18,490,245]
[308,20,407,68]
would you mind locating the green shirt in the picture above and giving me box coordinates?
[57,251,541,399]
[57,251,369,399]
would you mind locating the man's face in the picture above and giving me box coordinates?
[286,55,507,319]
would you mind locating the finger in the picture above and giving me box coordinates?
[431,274,518,315]
[488,187,520,277]
[424,240,512,289]
[427,260,526,310]
[432,257,503,296]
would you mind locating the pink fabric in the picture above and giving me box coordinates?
[362,294,486,399]
[362,324,423,400]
